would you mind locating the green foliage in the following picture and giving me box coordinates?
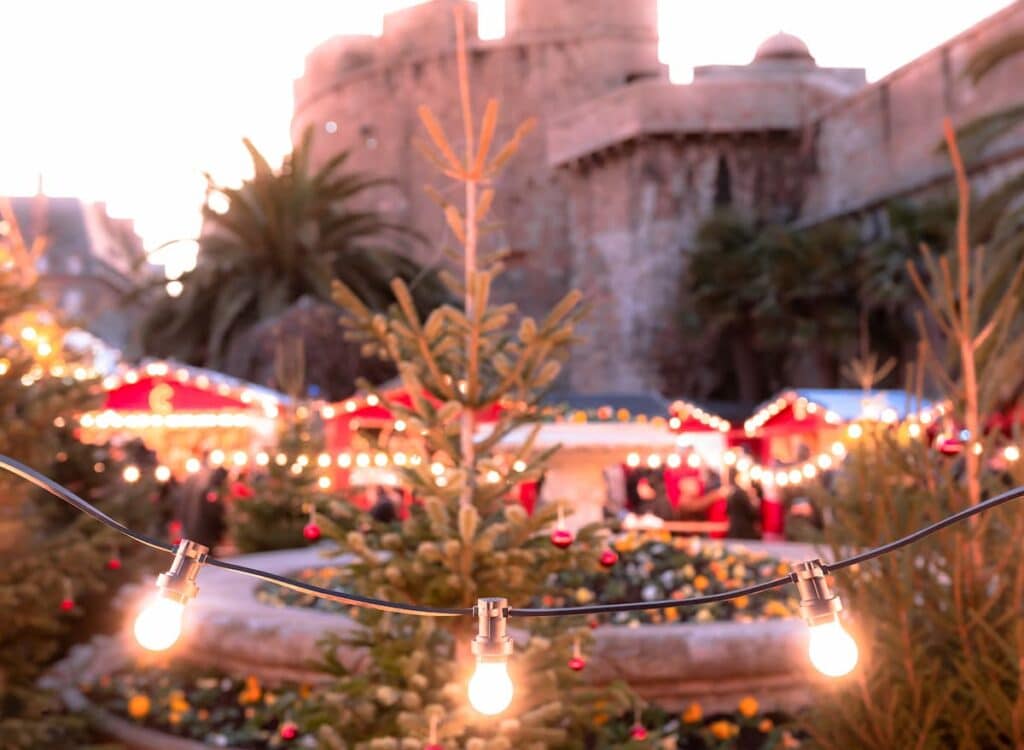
[677,202,953,401]
[803,427,1024,748]
[227,414,343,553]
[137,128,449,397]
[805,125,1024,747]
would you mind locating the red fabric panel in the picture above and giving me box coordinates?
[761,498,785,535]
[518,481,538,515]
[104,376,245,411]
[707,497,728,538]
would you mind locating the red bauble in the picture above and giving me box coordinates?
[59,598,74,612]
[231,481,254,499]
[629,725,648,740]
[939,438,964,455]
[106,558,122,571]
[205,491,219,503]
[279,722,298,740]
[550,528,574,549]
[568,656,586,671]
[599,549,619,568]
[303,523,322,541]
[587,617,600,630]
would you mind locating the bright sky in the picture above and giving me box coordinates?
[0,0,1013,266]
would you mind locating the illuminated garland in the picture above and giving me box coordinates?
[6,453,1024,716]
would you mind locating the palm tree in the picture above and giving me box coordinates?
[138,128,448,397]
[684,210,777,402]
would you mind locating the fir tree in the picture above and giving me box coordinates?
[0,200,166,748]
[804,120,1024,747]
[309,6,631,747]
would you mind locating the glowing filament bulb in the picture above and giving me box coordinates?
[808,618,859,677]
[134,596,185,652]
[467,660,514,715]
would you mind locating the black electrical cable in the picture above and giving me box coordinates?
[5,453,1024,619]
[826,482,1024,572]
[2,455,176,555]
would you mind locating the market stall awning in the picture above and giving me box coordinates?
[742,388,936,437]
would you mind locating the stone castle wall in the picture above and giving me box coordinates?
[292,0,663,328]
[805,0,1024,220]
[292,0,1024,394]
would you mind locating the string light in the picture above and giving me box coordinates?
[122,465,141,483]
[154,465,172,483]
[792,560,858,677]
[468,598,514,715]
[11,455,1024,717]
[134,539,208,652]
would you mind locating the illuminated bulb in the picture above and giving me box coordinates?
[296,455,309,467]
[338,453,353,468]
[155,465,172,483]
[394,419,407,432]
[232,451,247,467]
[430,461,445,477]
[847,424,863,439]
[20,326,36,341]
[467,660,514,715]
[831,442,846,457]
[393,452,407,466]
[317,453,332,468]
[356,453,370,468]
[275,453,288,466]
[646,454,662,469]
[686,453,701,469]
[435,476,449,488]
[776,472,789,487]
[134,596,184,651]
[666,454,682,469]
[486,470,501,483]
[722,451,737,466]
[793,559,858,678]
[808,619,859,677]
[255,451,270,466]
[374,453,388,467]
[321,406,336,419]
[290,464,302,475]
[366,394,380,406]
[802,464,817,479]
[626,452,640,468]
[469,598,514,715]
[209,449,225,466]
[318,476,332,490]
[789,469,803,484]
[817,455,833,470]
[122,465,141,483]
[37,341,52,357]
[512,460,527,473]
[185,458,201,474]
[749,465,763,481]
[1005,445,1021,463]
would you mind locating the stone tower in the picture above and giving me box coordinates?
[292,0,664,330]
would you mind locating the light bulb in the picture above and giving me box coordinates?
[467,660,514,715]
[134,596,185,651]
[808,619,859,677]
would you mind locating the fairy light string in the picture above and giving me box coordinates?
[8,451,1024,711]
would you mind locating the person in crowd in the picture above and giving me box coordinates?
[370,485,400,523]
[724,467,760,539]
[675,474,717,523]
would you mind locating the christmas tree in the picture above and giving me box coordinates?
[804,120,1024,747]
[308,7,632,747]
[0,199,166,748]
[227,340,354,552]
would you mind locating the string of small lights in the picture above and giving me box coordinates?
[6,452,1024,716]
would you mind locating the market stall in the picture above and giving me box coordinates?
[76,361,286,474]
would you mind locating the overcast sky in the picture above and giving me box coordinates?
[0,0,1013,263]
